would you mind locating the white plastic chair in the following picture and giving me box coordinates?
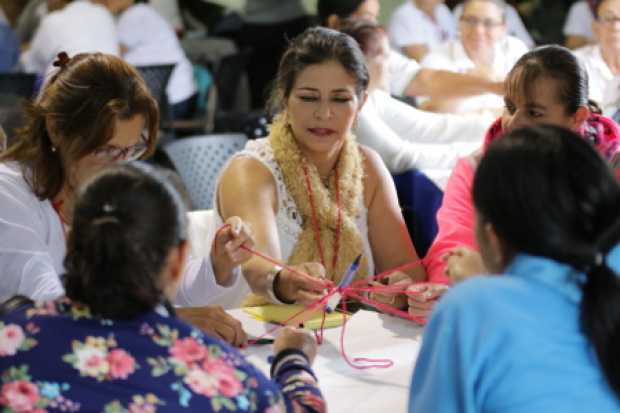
[163,133,248,210]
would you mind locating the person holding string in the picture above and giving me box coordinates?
[0,52,252,345]
[425,45,620,287]
[0,162,326,412]
[410,125,620,412]
[216,27,442,319]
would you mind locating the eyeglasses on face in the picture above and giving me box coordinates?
[598,14,620,25]
[92,133,149,162]
[460,16,503,29]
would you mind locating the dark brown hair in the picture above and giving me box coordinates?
[268,26,369,114]
[505,45,589,116]
[64,162,188,319]
[0,52,159,200]
[474,125,620,399]
[340,18,387,58]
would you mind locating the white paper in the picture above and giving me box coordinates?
[228,309,424,412]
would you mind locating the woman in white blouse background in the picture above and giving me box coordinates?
[342,19,492,189]
[421,0,528,115]
[574,0,620,119]
[98,0,198,119]
[0,52,251,345]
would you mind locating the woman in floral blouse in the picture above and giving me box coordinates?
[0,163,325,413]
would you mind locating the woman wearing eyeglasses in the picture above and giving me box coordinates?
[0,52,252,346]
[574,0,620,120]
[420,0,528,114]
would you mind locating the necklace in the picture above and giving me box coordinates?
[302,163,343,274]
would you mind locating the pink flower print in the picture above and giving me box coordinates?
[25,323,40,335]
[0,380,40,412]
[184,368,218,397]
[169,337,207,366]
[203,360,242,398]
[128,402,156,413]
[75,346,109,378]
[107,349,136,380]
[264,406,284,413]
[0,324,25,356]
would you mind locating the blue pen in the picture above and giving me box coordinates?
[325,254,362,313]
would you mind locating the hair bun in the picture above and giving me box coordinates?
[53,51,71,68]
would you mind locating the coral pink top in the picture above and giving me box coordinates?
[424,115,620,284]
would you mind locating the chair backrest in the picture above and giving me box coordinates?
[135,64,174,123]
[163,133,248,210]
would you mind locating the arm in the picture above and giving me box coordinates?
[270,328,324,413]
[362,146,426,282]
[423,157,478,285]
[565,35,591,50]
[217,157,326,304]
[0,180,64,301]
[356,96,462,176]
[375,90,490,146]
[406,68,504,100]
[403,44,430,62]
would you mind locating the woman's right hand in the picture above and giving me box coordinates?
[273,327,318,364]
[443,247,486,284]
[275,262,332,305]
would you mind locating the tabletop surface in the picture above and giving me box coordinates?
[229,308,424,412]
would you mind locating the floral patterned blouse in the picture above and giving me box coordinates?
[0,299,325,413]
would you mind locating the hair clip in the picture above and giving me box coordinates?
[52,52,71,68]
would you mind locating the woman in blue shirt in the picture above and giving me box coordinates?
[0,163,325,413]
[409,125,620,412]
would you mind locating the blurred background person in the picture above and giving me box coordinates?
[388,0,456,61]
[574,0,620,120]
[421,0,528,115]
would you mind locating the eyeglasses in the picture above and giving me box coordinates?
[460,16,504,29]
[598,14,620,25]
[93,133,149,162]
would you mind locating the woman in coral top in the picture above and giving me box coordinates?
[423,44,620,286]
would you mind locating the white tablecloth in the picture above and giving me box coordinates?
[228,309,424,412]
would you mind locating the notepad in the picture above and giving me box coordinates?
[243,305,349,330]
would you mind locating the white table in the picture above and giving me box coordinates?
[228,309,424,412]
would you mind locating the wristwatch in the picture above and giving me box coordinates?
[265,265,294,305]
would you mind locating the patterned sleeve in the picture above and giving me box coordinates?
[269,349,325,413]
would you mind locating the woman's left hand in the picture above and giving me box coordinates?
[369,271,413,309]
[406,283,449,319]
[211,217,255,285]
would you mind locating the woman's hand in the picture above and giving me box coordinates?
[369,271,413,309]
[443,247,486,284]
[177,306,247,347]
[273,327,318,364]
[211,216,255,285]
[406,283,449,319]
[275,262,331,306]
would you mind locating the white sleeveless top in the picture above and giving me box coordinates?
[215,138,375,274]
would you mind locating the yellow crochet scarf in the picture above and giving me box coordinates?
[243,116,369,307]
[272,115,368,284]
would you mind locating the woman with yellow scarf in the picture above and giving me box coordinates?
[216,27,440,318]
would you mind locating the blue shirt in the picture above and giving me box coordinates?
[0,23,18,71]
[409,250,620,412]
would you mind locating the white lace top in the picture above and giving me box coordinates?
[215,138,375,274]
